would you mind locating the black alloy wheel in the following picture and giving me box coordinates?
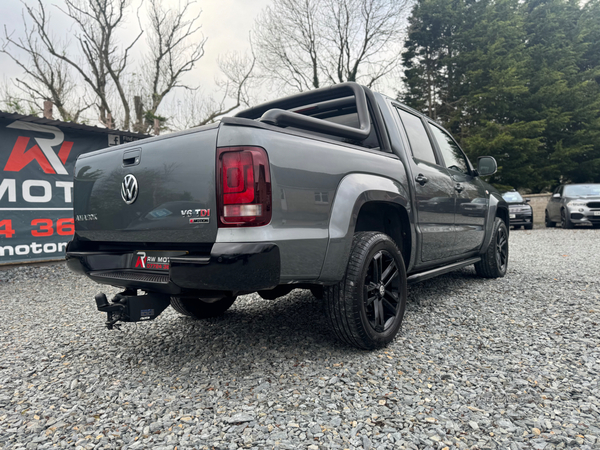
[325,232,407,349]
[494,224,509,273]
[364,249,401,333]
[475,217,509,278]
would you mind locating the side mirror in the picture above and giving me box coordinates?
[477,156,497,176]
[553,193,561,198]
[525,198,531,203]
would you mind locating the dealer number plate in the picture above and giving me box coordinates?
[131,251,186,271]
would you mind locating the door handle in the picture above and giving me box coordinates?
[123,148,142,167]
[415,174,428,186]
[454,183,464,192]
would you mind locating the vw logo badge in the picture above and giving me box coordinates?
[121,174,139,204]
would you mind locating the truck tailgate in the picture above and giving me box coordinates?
[73,125,219,244]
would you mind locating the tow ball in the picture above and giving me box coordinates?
[94,290,171,330]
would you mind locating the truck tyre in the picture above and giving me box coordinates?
[475,217,508,278]
[325,232,407,350]
[170,296,237,319]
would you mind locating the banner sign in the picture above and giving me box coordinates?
[0,118,145,264]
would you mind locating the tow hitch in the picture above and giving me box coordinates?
[94,290,171,329]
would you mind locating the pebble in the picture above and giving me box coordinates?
[0,228,599,449]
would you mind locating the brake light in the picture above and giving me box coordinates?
[217,146,272,227]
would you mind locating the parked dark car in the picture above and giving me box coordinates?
[502,190,533,229]
[545,183,600,228]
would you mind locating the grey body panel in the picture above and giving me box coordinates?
[388,105,456,261]
[318,173,410,282]
[74,124,219,243]
[450,171,488,255]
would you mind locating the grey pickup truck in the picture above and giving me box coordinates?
[67,82,509,349]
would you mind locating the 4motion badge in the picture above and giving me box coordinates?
[181,208,210,224]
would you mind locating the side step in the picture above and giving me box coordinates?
[407,257,481,284]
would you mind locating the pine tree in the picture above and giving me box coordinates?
[400,0,600,191]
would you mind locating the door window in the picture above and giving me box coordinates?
[396,109,438,165]
[430,125,470,175]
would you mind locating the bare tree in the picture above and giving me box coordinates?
[195,50,256,126]
[254,0,409,93]
[164,49,257,130]
[1,8,92,121]
[3,0,209,133]
[2,0,139,128]
[57,0,143,129]
[0,76,38,116]
[134,0,206,133]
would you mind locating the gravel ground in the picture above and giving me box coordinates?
[0,228,599,450]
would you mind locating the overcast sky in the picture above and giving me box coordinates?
[0,0,273,107]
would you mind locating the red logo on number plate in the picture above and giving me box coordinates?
[135,252,147,268]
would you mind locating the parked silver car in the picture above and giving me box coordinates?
[545,183,600,228]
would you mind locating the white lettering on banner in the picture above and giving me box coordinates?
[22,180,52,203]
[0,179,74,204]
[15,245,29,255]
[0,242,67,256]
[0,179,16,202]
[43,243,57,253]
[55,181,73,202]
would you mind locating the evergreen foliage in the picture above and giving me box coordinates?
[401,0,600,192]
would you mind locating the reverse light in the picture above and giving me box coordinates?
[223,204,262,217]
[217,146,272,227]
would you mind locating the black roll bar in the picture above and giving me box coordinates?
[235,82,371,141]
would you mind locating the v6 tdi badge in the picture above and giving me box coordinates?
[181,208,210,224]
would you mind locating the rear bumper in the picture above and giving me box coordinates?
[66,242,280,294]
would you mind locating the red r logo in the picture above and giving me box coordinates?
[3,121,74,174]
[135,252,147,268]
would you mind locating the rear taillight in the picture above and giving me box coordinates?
[217,146,272,227]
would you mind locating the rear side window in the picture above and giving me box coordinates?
[396,108,437,164]
[430,125,470,174]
